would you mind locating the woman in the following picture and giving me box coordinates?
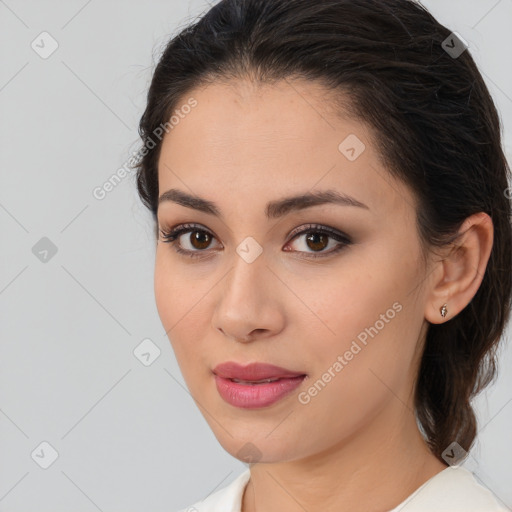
[134,0,511,510]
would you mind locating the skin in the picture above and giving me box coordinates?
[154,78,494,512]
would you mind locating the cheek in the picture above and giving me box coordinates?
[154,250,211,377]
[296,308,417,444]
[154,254,176,327]
[154,250,202,328]
[288,259,402,348]
[296,246,420,384]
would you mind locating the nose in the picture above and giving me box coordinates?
[212,248,285,344]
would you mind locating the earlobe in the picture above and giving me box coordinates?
[425,298,450,324]
[424,212,494,324]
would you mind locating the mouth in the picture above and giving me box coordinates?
[212,361,307,409]
[213,361,306,380]
[230,377,284,384]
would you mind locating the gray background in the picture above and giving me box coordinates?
[0,1,511,510]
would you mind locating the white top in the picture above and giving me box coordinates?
[177,465,508,512]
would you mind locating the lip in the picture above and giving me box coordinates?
[213,361,306,381]
[212,362,307,409]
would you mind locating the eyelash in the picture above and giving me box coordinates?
[158,223,352,260]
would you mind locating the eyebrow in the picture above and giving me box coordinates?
[158,188,369,220]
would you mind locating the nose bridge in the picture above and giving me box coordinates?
[213,242,282,341]
[223,243,268,310]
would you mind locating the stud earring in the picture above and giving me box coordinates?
[440,303,448,318]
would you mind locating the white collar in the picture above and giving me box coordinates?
[181,465,507,512]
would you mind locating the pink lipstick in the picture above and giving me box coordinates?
[213,362,307,409]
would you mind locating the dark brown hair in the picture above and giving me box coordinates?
[134,0,512,461]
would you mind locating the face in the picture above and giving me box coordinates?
[154,78,432,463]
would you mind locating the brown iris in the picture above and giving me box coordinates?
[305,232,328,252]
[190,230,212,250]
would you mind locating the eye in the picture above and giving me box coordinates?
[284,224,352,259]
[158,222,352,260]
[159,223,220,259]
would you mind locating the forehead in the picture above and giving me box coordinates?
[162,78,352,156]
[157,79,415,218]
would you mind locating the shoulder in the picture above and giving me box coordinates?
[391,465,508,512]
[175,469,251,512]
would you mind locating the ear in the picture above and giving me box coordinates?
[424,212,494,324]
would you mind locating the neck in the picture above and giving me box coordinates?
[242,402,448,512]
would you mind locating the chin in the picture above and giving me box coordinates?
[211,426,305,465]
